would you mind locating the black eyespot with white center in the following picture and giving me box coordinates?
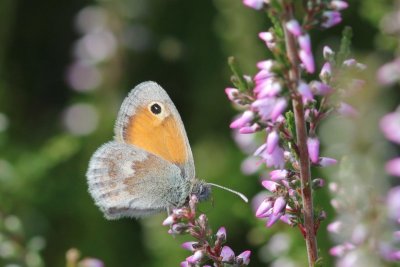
[150,103,162,115]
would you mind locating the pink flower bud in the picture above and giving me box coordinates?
[286,19,302,37]
[266,213,283,227]
[266,130,279,153]
[298,34,312,54]
[262,180,280,192]
[307,137,320,163]
[310,81,332,95]
[269,169,288,180]
[299,50,315,73]
[272,196,287,215]
[255,199,273,218]
[216,227,227,241]
[298,81,313,101]
[330,0,349,11]
[321,11,342,28]
[162,215,175,226]
[221,246,235,262]
[225,87,240,102]
[319,157,338,167]
[181,242,197,251]
[237,250,251,265]
[230,111,254,129]
[320,62,332,80]
[243,0,264,10]
[385,158,400,177]
[187,250,204,264]
[323,46,334,59]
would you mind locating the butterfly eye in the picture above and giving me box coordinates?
[149,102,162,115]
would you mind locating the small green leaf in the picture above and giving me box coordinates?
[227,56,247,91]
[285,110,297,141]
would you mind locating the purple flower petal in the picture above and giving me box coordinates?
[230,111,254,129]
[237,250,251,265]
[338,102,358,117]
[187,250,204,264]
[181,242,196,251]
[321,11,342,28]
[323,46,334,59]
[386,158,400,177]
[266,131,279,153]
[272,196,287,215]
[255,198,273,218]
[243,0,264,10]
[225,87,239,102]
[307,137,320,164]
[257,60,275,70]
[330,0,349,11]
[320,62,332,80]
[269,169,288,180]
[180,261,189,267]
[387,186,400,221]
[298,81,313,101]
[266,213,283,227]
[318,157,338,167]
[162,215,175,226]
[299,50,315,73]
[310,81,332,95]
[286,19,302,37]
[221,246,235,262]
[270,98,287,121]
[380,109,400,144]
[261,180,280,192]
[327,221,342,234]
[298,34,312,54]
[216,227,227,241]
[259,31,274,43]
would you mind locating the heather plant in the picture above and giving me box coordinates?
[225,0,367,266]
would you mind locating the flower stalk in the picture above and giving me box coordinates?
[282,3,318,265]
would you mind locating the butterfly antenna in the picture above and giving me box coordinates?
[207,183,248,203]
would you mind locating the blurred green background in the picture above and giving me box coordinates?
[0,0,397,266]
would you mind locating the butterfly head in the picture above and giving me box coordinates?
[191,180,211,202]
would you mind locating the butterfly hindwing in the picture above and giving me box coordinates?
[86,141,191,219]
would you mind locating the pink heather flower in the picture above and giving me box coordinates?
[323,46,334,59]
[237,250,251,265]
[256,198,274,218]
[319,157,338,167]
[270,98,288,121]
[262,180,280,192]
[180,261,189,267]
[269,169,288,180]
[380,109,400,144]
[321,11,342,28]
[327,221,342,234]
[256,79,282,98]
[330,243,355,257]
[257,59,275,70]
[330,0,349,11]
[241,156,261,175]
[221,246,235,262]
[279,214,294,225]
[187,250,204,264]
[243,0,264,10]
[338,102,358,117]
[286,19,302,36]
[230,111,254,129]
[298,34,312,54]
[259,31,274,43]
[254,69,273,81]
[266,213,283,227]
[273,196,287,215]
[181,242,197,251]
[377,59,400,85]
[307,137,320,163]
[239,123,260,134]
[216,227,227,241]
[225,87,239,102]
[297,81,313,101]
[386,158,400,177]
[320,62,332,80]
[162,215,175,226]
[266,130,279,153]
[310,81,332,95]
[343,58,356,67]
[299,50,315,73]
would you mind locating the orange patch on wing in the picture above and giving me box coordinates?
[124,107,187,164]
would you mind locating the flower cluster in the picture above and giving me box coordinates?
[226,1,358,232]
[163,196,251,267]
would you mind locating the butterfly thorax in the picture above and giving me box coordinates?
[190,179,211,202]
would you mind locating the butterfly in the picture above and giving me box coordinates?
[86,81,247,219]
